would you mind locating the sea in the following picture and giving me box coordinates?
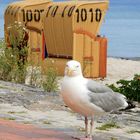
[0,0,140,58]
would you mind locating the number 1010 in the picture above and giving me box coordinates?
[75,8,102,22]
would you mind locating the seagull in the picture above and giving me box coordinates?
[60,60,129,140]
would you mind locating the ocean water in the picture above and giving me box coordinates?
[0,3,6,37]
[101,0,140,58]
[0,0,140,58]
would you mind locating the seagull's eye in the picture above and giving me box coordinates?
[76,65,79,68]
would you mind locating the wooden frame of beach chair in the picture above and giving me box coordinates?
[42,1,109,77]
[4,0,109,78]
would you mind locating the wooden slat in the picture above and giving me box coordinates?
[31,48,40,52]
[99,37,107,78]
[73,33,84,68]
[91,40,100,78]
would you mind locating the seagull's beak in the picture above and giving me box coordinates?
[66,68,74,76]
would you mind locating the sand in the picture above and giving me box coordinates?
[25,57,140,86]
[100,57,140,85]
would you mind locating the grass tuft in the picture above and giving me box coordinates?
[8,111,27,114]
[96,122,120,131]
[110,137,118,140]
[2,117,16,121]
[127,130,140,134]
[43,120,51,124]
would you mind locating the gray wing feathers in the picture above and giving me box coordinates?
[87,80,113,93]
[88,92,128,112]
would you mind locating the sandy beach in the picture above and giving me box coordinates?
[100,57,140,85]
[24,57,140,87]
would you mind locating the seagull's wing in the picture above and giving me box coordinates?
[88,91,128,112]
[86,79,113,93]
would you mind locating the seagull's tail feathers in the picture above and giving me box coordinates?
[124,99,136,110]
[115,92,136,110]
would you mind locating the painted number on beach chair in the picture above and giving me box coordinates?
[75,8,102,23]
[22,9,45,22]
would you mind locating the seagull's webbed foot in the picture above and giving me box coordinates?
[71,116,93,140]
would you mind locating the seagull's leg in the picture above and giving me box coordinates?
[71,117,90,140]
[89,116,94,139]
[85,116,88,137]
